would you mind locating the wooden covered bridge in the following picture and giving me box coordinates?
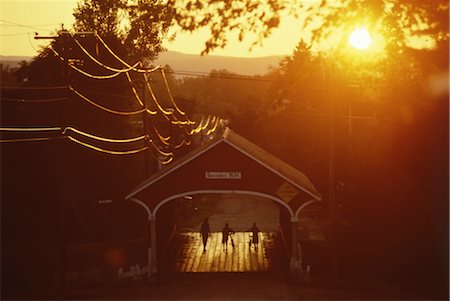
[125,128,321,277]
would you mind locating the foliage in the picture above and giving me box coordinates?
[0,64,18,87]
[173,69,273,138]
[69,0,449,57]
[170,0,449,54]
[74,0,173,60]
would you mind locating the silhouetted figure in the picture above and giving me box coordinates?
[247,222,260,250]
[200,218,211,252]
[222,223,234,251]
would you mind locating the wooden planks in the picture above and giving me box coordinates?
[170,232,280,273]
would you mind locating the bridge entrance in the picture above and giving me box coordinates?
[161,193,287,273]
[125,128,321,278]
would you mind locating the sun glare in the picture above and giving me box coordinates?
[349,28,372,50]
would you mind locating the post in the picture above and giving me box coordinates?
[328,67,338,279]
[141,79,151,177]
[290,216,303,275]
[35,29,94,294]
[291,216,298,260]
[36,31,69,295]
[149,215,157,279]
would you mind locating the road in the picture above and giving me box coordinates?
[63,271,430,300]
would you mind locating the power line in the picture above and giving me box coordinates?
[0,126,62,132]
[67,136,149,155]
[1,32,34,37]
[1,86,70,90]
[1,96,68,103]
[0,136,65,143]
[69,86,147,116]
[0,19,58,31]
[62,127,148,143]
[1,126,147,143]
[94,33,162,73]
[1,32,227,163]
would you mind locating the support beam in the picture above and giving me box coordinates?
[289,216,303,276]
[149,215,157,278]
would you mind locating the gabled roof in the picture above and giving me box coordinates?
[126,128,321,201]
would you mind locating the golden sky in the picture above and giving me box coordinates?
[1,0,303,58]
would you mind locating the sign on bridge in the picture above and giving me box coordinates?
[205,171,242,179]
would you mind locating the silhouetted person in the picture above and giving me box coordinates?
[222,223,234,250]
[247,222,260,250]
[200,218,211,252]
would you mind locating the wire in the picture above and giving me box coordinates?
[160,68,187,117]
[68,136,149,155]
[149,139,173,157]
[1,96,68,103]
[189,116,206,134]
[1,126,148,143]
[0,136,65,143]
[94,33,161,73]
[69,86,147,116]
[161,156,174,165]
[27,32,40,52]
[174,138,191,149]
[205,116,217,131]
[142,71,174,115]
[68,62,128,79]
[1,86,69,90]
[63,127,148,143]
[1,134,150,155]
[71,34,161,74]
[152,126,171,146]
[125,72,145,107]
[206,117,221,135]
[52,44,131,77]
[1,32,34,37]
[0,19,57,31]
[0,126,62,132]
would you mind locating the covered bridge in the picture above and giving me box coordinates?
[126,128,321,277]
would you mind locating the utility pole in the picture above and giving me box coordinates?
[35,28,95,296]
[140,76,152,177]
[322,56,338,280]
[35,28,69,296]
[329,84,338,280]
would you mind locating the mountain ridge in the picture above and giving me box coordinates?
[1,51,285,75]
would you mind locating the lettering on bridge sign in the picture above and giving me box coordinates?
[205,171,242,179]
[276,181,298,203]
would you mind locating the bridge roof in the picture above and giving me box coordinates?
[126,128,321,213]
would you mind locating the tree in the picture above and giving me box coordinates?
[74,0,173,61]
[0,64,18,87]
[69,0,448,57]
[170,0,448,54]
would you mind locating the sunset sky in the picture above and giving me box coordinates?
[1,0,303,58]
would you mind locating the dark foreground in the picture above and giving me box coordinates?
[6,272,448,300]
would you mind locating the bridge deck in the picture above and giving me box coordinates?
[163,232,287,273]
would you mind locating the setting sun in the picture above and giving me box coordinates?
[349,28,372,50]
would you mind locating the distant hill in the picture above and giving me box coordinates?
[0,56,30,68]
[154,51,284,76]
[0,51,285,75]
